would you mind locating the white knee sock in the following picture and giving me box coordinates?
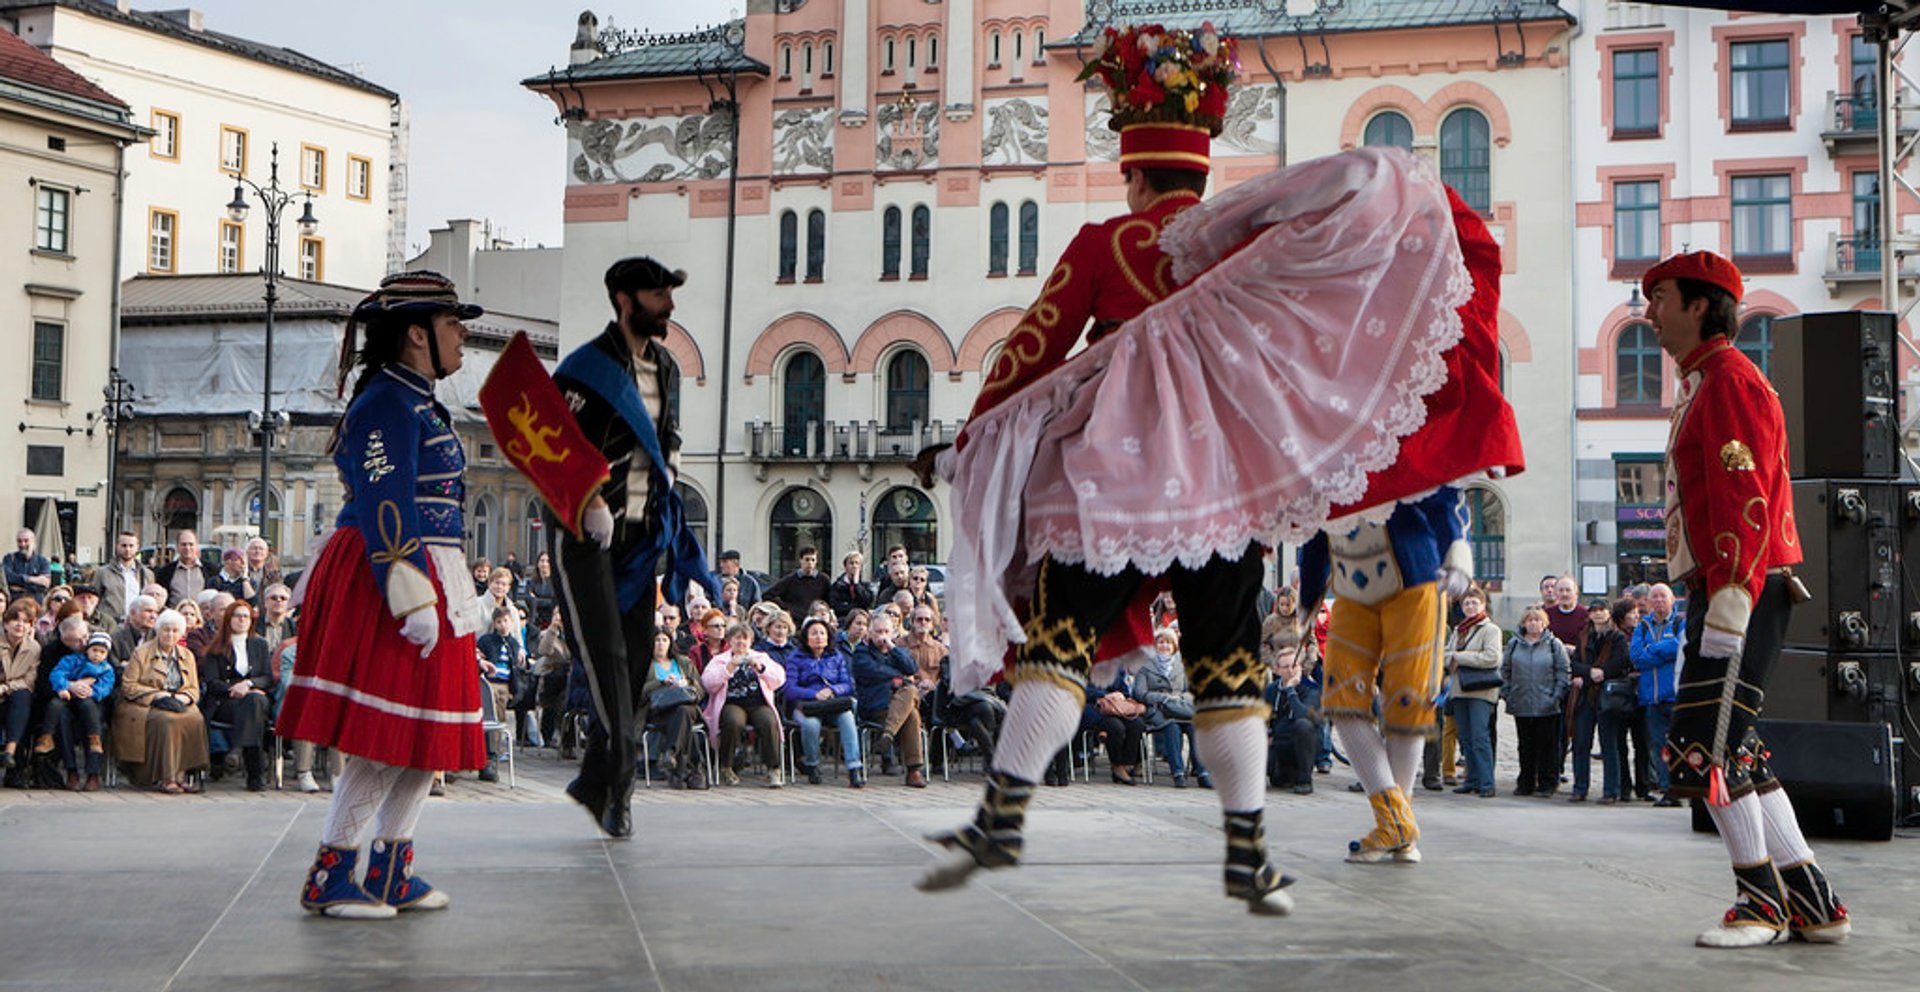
[988,681,1084,783]
[1194,715,1267,815]
[373,768,436,840]
[1335,717,1394,794]
[1705,792,1769,865]
[322,759,401,849]
[1756,788,1816,867]
[1385,733,1425,796]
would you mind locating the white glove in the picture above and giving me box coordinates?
[400,609,439,658]
[1436,565,1472,600]
[583,503,614,551]
[1699,626,1744,660]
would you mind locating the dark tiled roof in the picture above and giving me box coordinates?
[522,19,768,87]
[0,1,397,98]
[0,24,125,108]
[1061,0,1574,42]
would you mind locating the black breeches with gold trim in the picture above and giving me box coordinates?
[1666,574,1792,801]
[1014,546,1268,722]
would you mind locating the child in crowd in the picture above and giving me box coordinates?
[40,631,117,791]
[475,607,522,783]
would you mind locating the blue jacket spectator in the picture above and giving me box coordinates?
[477,629,523,683]
[51,648,116,699]
[1630,600,1682,706]
[783,643,856,707]
[850,638,917,715]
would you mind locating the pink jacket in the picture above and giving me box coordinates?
[701,649,786,738]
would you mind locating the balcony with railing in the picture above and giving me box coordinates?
[1822,89,1912,153]
[1823,231,1920,292]
[746,419,963,466]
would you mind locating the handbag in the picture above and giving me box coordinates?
[649,684,698,710]
[799,695,854,718]
[1158,696,1196,722]
[150,695,189,713]
[1456,666,1503,692]
[1599,678,1637,717]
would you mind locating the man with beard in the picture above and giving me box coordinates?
[546,256,717,839]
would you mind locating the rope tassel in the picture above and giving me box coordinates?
[1707,765,1731,807]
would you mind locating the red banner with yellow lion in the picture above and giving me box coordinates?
[479,332,610,541]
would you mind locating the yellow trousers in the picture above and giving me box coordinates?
[1322,584,1445,736]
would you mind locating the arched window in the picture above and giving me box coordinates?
[1440,108,1491,213]
[676,483,710,551]
[244,485,282,551]
[1013,28,1024,64]
[927,34,938,69]
[471,493,495,563]
[873,486,940,564]
[906,36,917,69]
[885,349,931,433]
[1018,200,1039,274]
[162,485,199,539]
[782,350,826,456]
[1033,27,1045,59]
[781,44,792,79]
[805,208,826,282]
[990,30,1002,66]
[1738,314,1773,377]
[910,205,931,278]
[824,41,835,76]
[884,37,896,72]
[881,206,902,279]
[769,488,833,580]
[1463,487,1507,586]
[1615,321,1663,406]
[777,209,797,282]
[988,201,1009,275]
[803,42,814,76]
[1363,110,1414,149]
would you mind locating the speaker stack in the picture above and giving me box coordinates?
[1759,310,1916,837]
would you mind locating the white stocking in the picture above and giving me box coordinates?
[1756,788,1816,867]
[1385,732,1425,796]
[1193,715,1266,815]
[1334,717,1394,794]
[1705,792,1769,866]
[373,767,436,840]
[989,680,1083,783]
[322,759,401,849]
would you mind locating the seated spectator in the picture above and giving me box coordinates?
[701,622,785,787]
[470,558,493,596]
[1135,627,1209,789]
[688,607,728,678]
[114,609,209,793]
[475,606,523,782]
[41,631,116,790]
[1085,666,1147,785]
[906,567,943,628]
[782,616,863,787]
[837,609,870,656]
[208,547,256,603]
[277,638,341,793]
[197,599,276,791]
[659,602,692,657]
[533,611,573,756]
[480,567,526,638]
[69,584,112,635]
[257,583,296,649]
[1501,606,1570,798]
[641,629,707,789]
[1,602,42,775]
[850,612,927,788]
[874,560,910,607]
[755,610,797,669]
[1264,637,1317,794]
[112,595,160,666]
[35,586,72,638]
[716,577,745,621]
[175,598,209,657]
[902,606,1000,766]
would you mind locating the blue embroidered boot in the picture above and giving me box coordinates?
[300,844,396,919]
[365,838,450,911]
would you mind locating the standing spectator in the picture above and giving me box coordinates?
[155,531,215,606]
[470,558,493,597]
[1591,599,1638,804]
[523,552,558,628]
[1537,574,1558,608]
[701,622,786,787]
[764,546,829,621]
[197,600,275,792]
[1632,583,1683,807]
[828,550,874,622]
[1445,586,1502,798]
[208,549,255,605]
[1544,575,1585,651]
[533,612,573,756]
[712,550,763,607]
[850,611,928,788]
[1565,599,1614,802]
[243,537,282,606]
[0,602,41,774]
[1612,599,1651,801]
[906,566,944,626]
[92,532,154,625]
[501,550,525,581]
[4,529,52,603]
[1500,607,1570,797]
[716,577,746,621]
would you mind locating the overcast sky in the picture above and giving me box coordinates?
[179,1,714,254]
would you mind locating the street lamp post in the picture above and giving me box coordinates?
[101,368,137,547]
[225,143,317,540]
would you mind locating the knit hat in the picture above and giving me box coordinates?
[1641,250,1743,304]
[1079,22,1239,174]
[87,631,112,651]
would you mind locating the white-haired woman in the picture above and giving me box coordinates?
[113,608,209,793]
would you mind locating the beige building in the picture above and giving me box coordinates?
[1,0,404,288]
[523,0,1576,615]
[1,25,143,564]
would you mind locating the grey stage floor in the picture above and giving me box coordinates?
[2,753,1916,992]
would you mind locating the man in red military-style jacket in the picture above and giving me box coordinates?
[1644,251,1849,949]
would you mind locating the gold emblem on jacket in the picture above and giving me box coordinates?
[1719,439,1756,471]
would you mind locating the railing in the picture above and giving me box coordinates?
[746,418,963,462]
[1833,90,1880,134]
[1835,234,1883,276]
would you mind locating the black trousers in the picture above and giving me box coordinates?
[1017,546,1267,717]
[1513,713,1562,793]
[1668,573,1793,801]
[1085,712,1144,767]
[1269,716,1317,787]
[547,514,657,803]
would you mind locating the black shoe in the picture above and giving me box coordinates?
[600,799,632,839]
[477,762,499,783]
[1291,782,1314,796]
[1568,792,1587,803]
[1452,784,1475,794]
[1653,795,1681,808]
[848,767,867,789]
[1196,772,1213,790]
[565,777,608,829]
[1422,778,1443,792]
[1348,781,1366,793]
[804,764,823,786]
[1513,786,1534,797]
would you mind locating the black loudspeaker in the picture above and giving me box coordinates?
[1769,648,1910,724]
[1689,718,1899,840]
[1773,311,1898,480]
[1787,480,1900,652]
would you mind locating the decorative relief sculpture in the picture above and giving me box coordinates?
[981,97,1049,165]
[773,107,835,174]
[1218,85,1280,155]
[875,99,941,170]
[1083,92,1117,161]
[569,114,733,184]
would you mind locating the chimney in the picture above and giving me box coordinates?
[155,9,207,32]
[571,10,602,66]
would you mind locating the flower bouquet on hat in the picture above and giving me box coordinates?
[1079,21,1240,159]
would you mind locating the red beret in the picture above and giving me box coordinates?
[1642,251,1742,303]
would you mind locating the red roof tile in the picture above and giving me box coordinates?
[0,27,127,109]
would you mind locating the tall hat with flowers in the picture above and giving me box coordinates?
[1078,21,1239,173]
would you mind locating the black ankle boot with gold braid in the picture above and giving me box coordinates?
[917,772,1034,891]
[1224,810,1295,916]
[1696,859,1790,948]
[1779,860,1850,943]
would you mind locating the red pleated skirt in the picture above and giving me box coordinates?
[277,527,487,771]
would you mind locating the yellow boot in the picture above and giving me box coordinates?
[1346,787,1421,864]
